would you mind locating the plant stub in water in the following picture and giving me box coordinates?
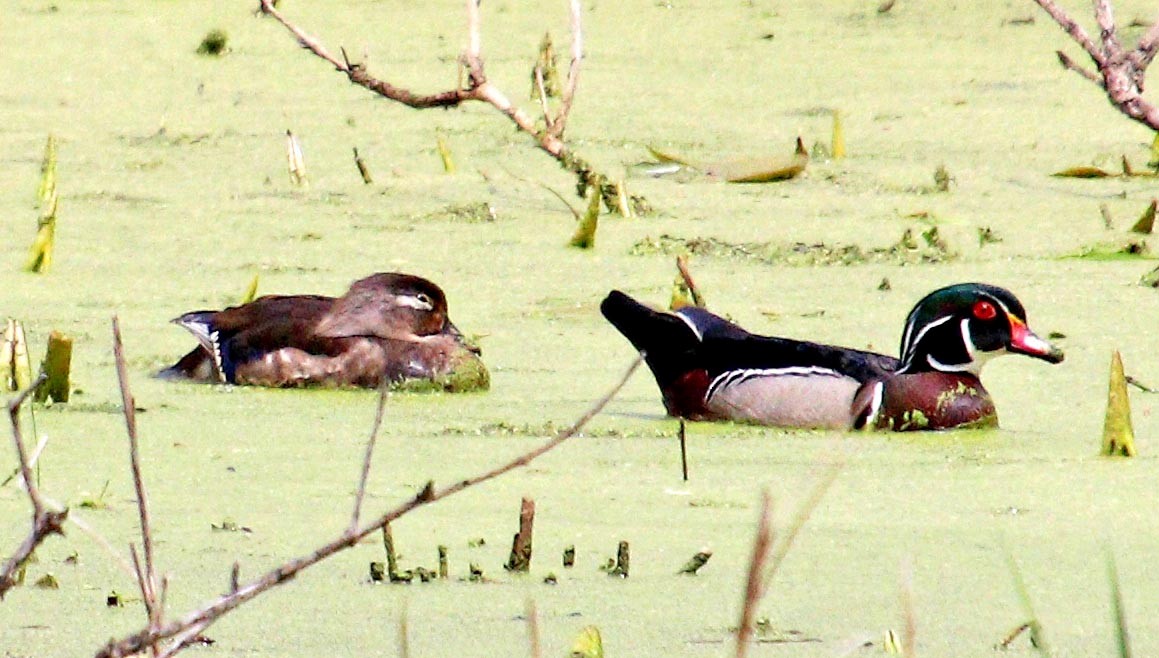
[677,548,713,575]
[1101,350,1136,457]
[34,331,72,404]
[1129,199,1156,234]
[504,497,535,573]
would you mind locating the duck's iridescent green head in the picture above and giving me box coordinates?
[896,283,1064,375]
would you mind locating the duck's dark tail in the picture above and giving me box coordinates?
[599,291,706,390]
[162,311,228,383]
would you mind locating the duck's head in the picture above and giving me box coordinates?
[315,272,467,345]
[896,283,1064,376]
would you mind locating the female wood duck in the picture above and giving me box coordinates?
[160,272,487,390]
[600,283,1064,431]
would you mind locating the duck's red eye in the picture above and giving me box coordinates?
[972,300,997,320]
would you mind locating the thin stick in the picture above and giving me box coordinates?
[678,419,688,481]
[899,557,917,658]
[112,317,162,644]
[96,356,642,657]
[398,602,410,658]
[257,0,582,168]
[525,598,542,658]
[350,385,389,534]
[735,490,773,658]
[0,374,67,600]
[1,433,48,488]
[549,0,584,138]
[759,460,842,589]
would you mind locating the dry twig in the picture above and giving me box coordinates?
[734,490,773,658]
[1033,0,1159,129]
[1,374,67,600]
[96,355,642,658]
[113,317,164,656]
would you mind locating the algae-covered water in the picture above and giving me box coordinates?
[4,0,1159,656]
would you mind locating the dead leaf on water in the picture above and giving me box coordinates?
[1052,166,1114,178]
[706,137,808,183]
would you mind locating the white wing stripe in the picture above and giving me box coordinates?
[706,366,843,402]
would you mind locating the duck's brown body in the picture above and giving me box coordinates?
[161,273,488,391]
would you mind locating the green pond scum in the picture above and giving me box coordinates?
[3,1,1159,657]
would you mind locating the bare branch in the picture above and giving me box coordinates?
[734,490,772,658]
[349,386,388,534]
[257,0,589,175]
[1034,0,1159,130]
[258,0,349,72]
[1134,19,1159,68]
[1094,0,1123,59]
[112,317,162,643]
[1031,0,1106,65]
[760,461,842,589]
[1056,50,1104,85]
[96,356,641,658]
[549,0,584,138]
[1,374,68,600]
[734,459,842,658]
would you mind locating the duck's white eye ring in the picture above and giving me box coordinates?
[398,293,434,311]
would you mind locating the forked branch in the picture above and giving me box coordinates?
[257,0,589,173]
[1,374,68,600]
[95,355,642,658]
[1033,0,1159,129]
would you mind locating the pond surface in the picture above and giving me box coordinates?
[3,1,1159,656]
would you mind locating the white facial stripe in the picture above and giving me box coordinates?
[959,318,976,361]
[900,313,954,370]
[674,311,704,341]
[396,294,434,311]
[706,366,843,402]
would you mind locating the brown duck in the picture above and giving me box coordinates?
[161,272,485,389]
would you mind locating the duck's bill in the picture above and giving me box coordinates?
[442,320,482,355]
[1009,316,1064,364]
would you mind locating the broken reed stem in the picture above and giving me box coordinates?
[97,356,642,658]
[383,524,400,579]
[675,255,704,308]
[34,331,72,404]
[352,147,373,184]
[735,489,773,658]
[257,0,585,172]
[113,317,163,652]
[350,385,389,534]
[678,419,688,481]
[0,374,67,601]
[505,497,536,572]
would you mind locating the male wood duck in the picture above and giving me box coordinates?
[600,283,1064,431]
[160,272,488,390]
